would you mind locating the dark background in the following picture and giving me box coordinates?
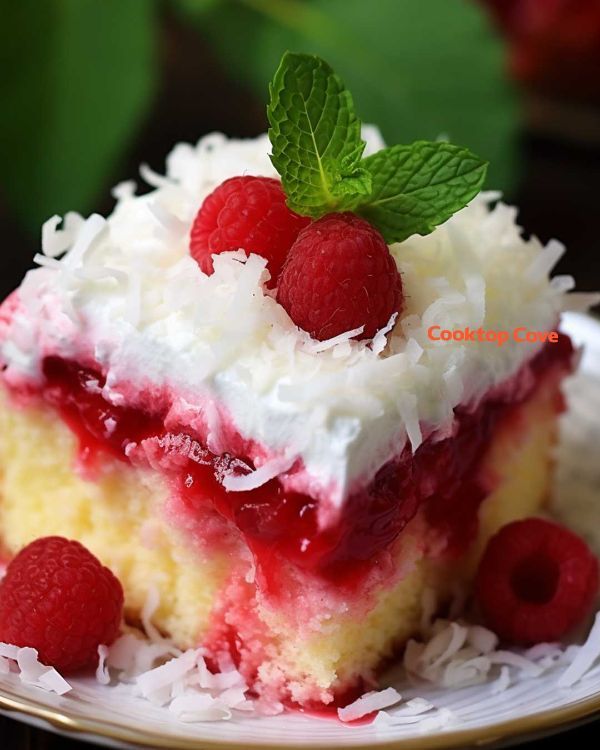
[1,0,600,746]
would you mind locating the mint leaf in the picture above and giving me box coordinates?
[357,142,488,243]
[267,52,371,217]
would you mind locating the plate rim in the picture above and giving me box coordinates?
[0,684,599,750]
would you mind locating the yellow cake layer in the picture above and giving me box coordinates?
[0,389,232,648]
[0,378,558,703]
[249,375,560,703]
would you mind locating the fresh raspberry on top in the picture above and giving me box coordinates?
[0,536,124,673]
[277,212,402,341]
[475,518,598,645]
[189,176,310,285]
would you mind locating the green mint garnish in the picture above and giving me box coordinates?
[356,142,488,243]
[267,52,372,217]
[267,52,488,242]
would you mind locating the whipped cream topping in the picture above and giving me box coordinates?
[0,129,589,513]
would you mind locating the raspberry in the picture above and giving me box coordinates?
[277,213,402,341]
[0,537,124,673]
[475,518,598,645]
[189,176,310,285]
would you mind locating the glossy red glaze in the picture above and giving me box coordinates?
[38,335,573,590]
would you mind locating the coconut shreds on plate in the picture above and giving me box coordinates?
[2,593,600,726]
[0,643,71,695]
[401,612,600,692]
[337,687,402,722]
[558,611,600,687]
[92,587,260,721]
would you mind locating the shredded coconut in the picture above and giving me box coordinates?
[2,608,600,727]
[222,453,297,492]
[96,644,110,685]
[338,687,402,722]
[82,590,262,723]
[0,130,582,510]
[402,618,588,689]
[0,644,72,695]
[558,612,600,687]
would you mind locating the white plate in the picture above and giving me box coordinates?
[1,311,600,750]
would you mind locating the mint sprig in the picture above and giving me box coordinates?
[357,142,488,243]
[267,52,488,243]
[267,52,371,217]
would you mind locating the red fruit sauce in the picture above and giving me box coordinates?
[35,335,572,591]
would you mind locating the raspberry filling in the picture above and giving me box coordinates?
[32,335,572,592]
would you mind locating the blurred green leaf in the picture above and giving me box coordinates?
[195,0,518,192]
[0,0,156,231]
[173,0,223,15]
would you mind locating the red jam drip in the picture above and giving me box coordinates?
[39,336,572,589]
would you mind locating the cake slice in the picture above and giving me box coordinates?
[0,54,580,707]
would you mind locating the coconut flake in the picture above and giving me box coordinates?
[524,643,562,661]
[562,291,600,312]
[38,668,72,695]
[253,697,285,716]
[34,253,64,271]
[491,665,511,694]
[96,644,110,685]
[169,692,231,722]
[525,238,565,282]
[14,647,72,695]
[140,163,173,189]
[488,650,543,677]
[147,200,187,237]
[219,686,250,709]
[197,658,246,691]
[222,453,296,492]
[373,703,437,729]
[418,707,458,733]
[41,212,84,258]
[136,649,199,699]
[371,313,398,355]
[466,625,498,655]
[17,647,50,683]
[105,633,142,674]
[61,213,106,270]
[300,326,365,354]
[558,611,600,687]
[397,393,422,452]
[338,687,402,722]
[112,180,137,202]
[0,642,19,660]
[442,654,491,688]
[421,622,467,669]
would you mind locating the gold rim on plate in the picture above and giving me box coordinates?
[0,684,599,750]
